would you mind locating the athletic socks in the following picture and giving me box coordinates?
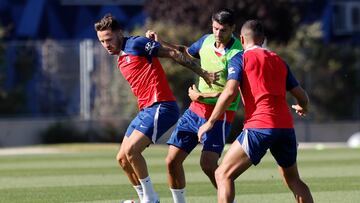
[133,185,143,201]
[139,176,159,203]
[170,188,186,203]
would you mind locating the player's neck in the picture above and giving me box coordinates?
[244,42,259,50]
[117,37,124,55]
[215,37,231,50]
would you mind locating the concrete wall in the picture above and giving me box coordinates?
[295,121,360,142]
[0,118,359,147]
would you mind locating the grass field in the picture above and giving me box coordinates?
[0,144,359,203]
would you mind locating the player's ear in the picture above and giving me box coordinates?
[240,34,245,46]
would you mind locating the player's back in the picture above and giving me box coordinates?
[241,46,293,128]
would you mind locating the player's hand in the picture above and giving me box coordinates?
[202,70,213,88]
[292,104,308,117]
[188,84,202,101]
[145,30,159,41]
[202,70,221,88]
[198,121,214,143]
[203,70,224,87]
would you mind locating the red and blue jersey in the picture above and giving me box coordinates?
[228,46,299,128]
[117,36,176,110]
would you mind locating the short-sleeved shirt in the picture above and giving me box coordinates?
[117,36,176,110]
[187,34,241,121]
[228,46,299,128]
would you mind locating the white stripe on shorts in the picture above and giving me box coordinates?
[222,112,227,145]
[241,129,251,158]
[151,103,161,143]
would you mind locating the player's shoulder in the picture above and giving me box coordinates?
[126,36,150,45]
[195,34,211,44]
[200,33,211,40]
[124,36,160,55]
[235,50,244,56]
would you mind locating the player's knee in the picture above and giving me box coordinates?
[124,145,139,162]
[215,167,226,183]
[200,156,217,174]
[116,153,129,169]
[200,161,217,175]
[165,155,176,169]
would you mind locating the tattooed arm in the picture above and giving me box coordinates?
[146,30,188,53]
[146,30,218,87]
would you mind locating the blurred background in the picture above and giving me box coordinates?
[0,0,359,147]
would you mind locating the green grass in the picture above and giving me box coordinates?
[0,144,359,203]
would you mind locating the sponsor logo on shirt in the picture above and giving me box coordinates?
[228,67,236,75]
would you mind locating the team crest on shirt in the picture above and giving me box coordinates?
[125,56,130,63]
[145,42,156,55]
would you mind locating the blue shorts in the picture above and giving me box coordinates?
[167,109,232,155]
[237,128,297,167]
[125,101,179,143]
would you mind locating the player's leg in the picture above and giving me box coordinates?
[215,140,252,203]
[125,129,153,179]
[116,135,143,200]
[200,117,231,188]
[166,145,189,189]
[216,129,273,202]
[166,109,199,203]
[127,101,179,203]
[125,129,158,203]
[278,163,314,203]
[270,128,313,203]
[166,145,188,203]
[200,151,219,188]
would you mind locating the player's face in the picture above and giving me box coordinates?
[97,29,122,55]
[212,21,234,44]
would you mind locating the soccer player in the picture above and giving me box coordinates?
[94,14,215,203]
[198,20,314,203]
[146,9,242,203]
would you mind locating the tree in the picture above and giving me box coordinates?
[270,22,360,121]
[145,0,303,43]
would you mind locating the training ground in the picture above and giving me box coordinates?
[0,143,359,203]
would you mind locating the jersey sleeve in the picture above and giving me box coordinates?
[187,34,210,59]
[227,51,244,82]
[126,36,161,57]
[285,64,299,91]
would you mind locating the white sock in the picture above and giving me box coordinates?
[133,185,143,201]
[170,188,186,203]
[139,176,158,202]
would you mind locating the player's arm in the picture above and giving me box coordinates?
[198,79,239,141]
[159,46,215,87]
[290,86,309,117]
[188,84,221,101]
[285,64,309,117]
[146,30,189,56]
[146,31,216,86]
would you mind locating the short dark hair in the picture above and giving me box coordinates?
[212,9,235,26]
[241,20,264,40]
[94,13,121,31]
